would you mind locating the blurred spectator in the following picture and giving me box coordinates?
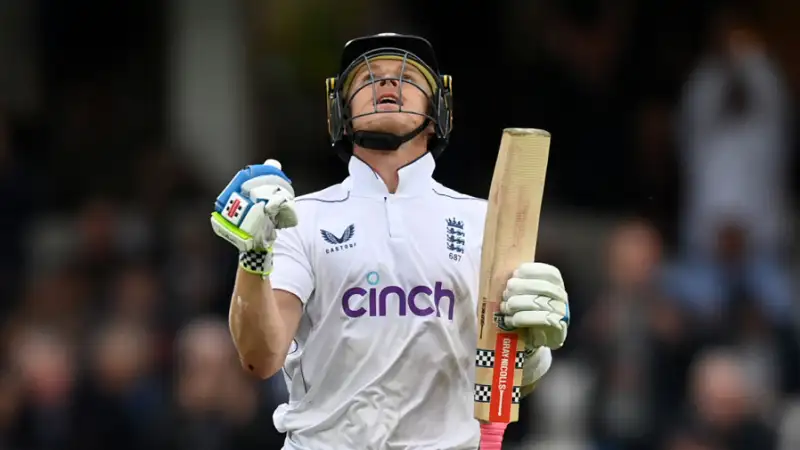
[581,219,700,450]
[668,347,777,450]
[678,4,792,260]
[664,218,796,336]
[74,198,125,277]
[669,6,797,352]
[10,267,92,340]
[104,264,164,327]
[6,326,78,450]
[154,318,282,450]
[673,2,794,337]
[68,320,163,450]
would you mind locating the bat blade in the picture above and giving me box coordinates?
[474,128,551,423]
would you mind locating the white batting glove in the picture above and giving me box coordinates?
[499,262,570,351]
[521,346,552,390]
[210,159,298,275]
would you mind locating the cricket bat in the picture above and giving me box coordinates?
[474,128,552,424]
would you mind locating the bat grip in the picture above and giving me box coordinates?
[479,422,508,449]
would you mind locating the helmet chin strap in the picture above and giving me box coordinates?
[351,118,430,151]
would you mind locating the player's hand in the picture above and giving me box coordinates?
[520,346,552,392]
[210,159,298,275]
[499,262,569,350]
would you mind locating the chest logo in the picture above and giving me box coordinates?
[321,224,357,254]
[446,218,465,255]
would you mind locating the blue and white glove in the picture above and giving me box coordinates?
[498,262,569,389]
[210,159,298,276]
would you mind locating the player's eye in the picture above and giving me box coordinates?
[359,72,415,82]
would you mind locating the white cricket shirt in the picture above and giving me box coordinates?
[270,152,487,450]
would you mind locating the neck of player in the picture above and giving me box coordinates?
[353,136,428,194]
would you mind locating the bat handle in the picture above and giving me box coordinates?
[479,422,508,449]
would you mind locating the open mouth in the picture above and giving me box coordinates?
[377,93,400,105]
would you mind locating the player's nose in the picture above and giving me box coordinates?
[374,81,404,103]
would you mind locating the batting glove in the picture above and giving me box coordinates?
[210,159,298,276]
[520,346,552,394]
[496,262,568,394]
[499,262,570,350]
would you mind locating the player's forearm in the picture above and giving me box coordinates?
[229,267,291,378]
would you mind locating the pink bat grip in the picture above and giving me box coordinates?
[479,422,508,449]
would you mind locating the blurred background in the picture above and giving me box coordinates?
[0,0,797,449]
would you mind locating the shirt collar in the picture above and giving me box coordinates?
[344,152,435,197]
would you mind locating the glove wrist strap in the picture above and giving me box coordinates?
[239,249,273,276]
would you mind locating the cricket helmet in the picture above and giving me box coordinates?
[325,33,454,162]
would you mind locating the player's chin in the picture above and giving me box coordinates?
[354,113,423,136]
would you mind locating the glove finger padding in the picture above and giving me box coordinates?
[250,185,297,229]
[274,200,298,229]
[250,203,298,250]
[506,310,566,328]
[500,294,568,316]
[504,311,567,349]
[503,279,567,304]
[242,175,295,200]
[513,262,565,287]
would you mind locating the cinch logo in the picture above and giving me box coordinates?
[341,271,456,320]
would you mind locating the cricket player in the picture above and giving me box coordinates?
[210,33,570,450]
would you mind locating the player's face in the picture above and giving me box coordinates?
[347,59,432,136]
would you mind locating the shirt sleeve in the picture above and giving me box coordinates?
[269,225,315,304]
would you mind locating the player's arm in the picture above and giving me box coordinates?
[229,270,303,378]
[209,159,304,379]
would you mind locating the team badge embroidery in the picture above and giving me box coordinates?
[446,218,465,254]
